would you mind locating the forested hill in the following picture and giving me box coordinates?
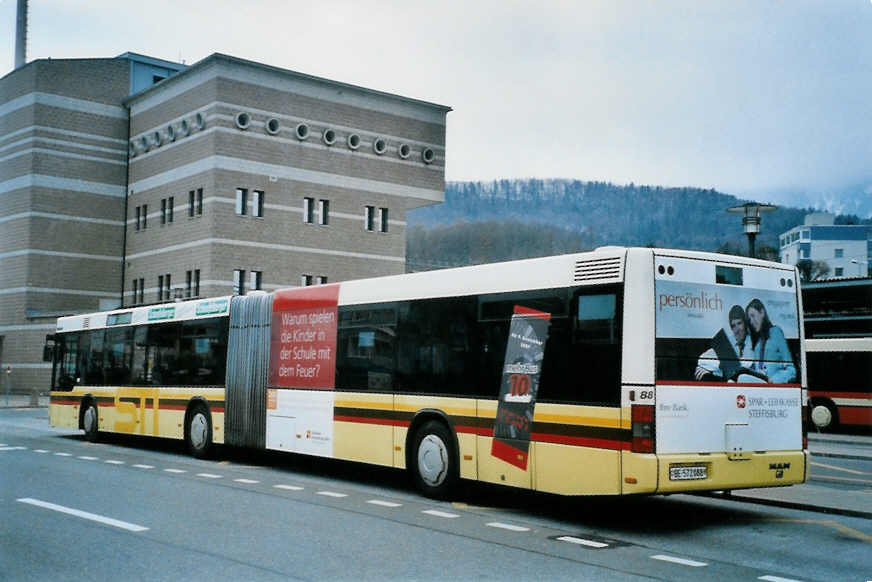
[405,179,869,271]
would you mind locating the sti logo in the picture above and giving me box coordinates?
[736,395,747,409]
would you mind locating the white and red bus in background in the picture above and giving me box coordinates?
[806,337,872,432]
[48,247,807,498]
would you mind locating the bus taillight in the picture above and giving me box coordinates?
[802,405,808,450]
[631,404,655,454]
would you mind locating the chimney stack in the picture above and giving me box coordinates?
[15,0,28,69]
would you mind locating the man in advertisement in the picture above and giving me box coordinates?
[694,305,753,381]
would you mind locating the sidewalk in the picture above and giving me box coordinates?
[0,394,49,408]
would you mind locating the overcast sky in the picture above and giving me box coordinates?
[2,0,870,209]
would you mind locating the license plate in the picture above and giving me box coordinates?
[669,465,707,481]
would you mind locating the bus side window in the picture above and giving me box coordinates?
[568,289,622,405]
[337,304,398,391]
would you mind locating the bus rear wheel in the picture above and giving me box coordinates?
[810,400,838,432]
[82,401,99,442]
[410,420,458,499]
[186,404,213,459]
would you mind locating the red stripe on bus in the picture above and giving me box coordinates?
[658,381,801,388]
[333,414,409,427]
[50,399,79,406]
[808,391,872,399]
[531,432,631,451]
[838,407,872,426]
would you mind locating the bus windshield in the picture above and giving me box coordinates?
[654,257,801,385]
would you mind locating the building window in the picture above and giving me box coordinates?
[137,278,144,304]
[132,279,139,305]
[157,275,163,301]
[161,198,167,225]
[835,248,844,258]
[835,267,844,277]
[168,196,174,223]
[135,206,141,231]
[316,275,328,285]
[801,230,810,240]
[236,188,248,216]
[319,199,330,226]
[303,197,314,224]
[186,269,201,298]
[233,269,246,295]
[301,274,313,287]
[142,204,147,229]
[379,207,389,233]
[250,270,262,291]
[365,205,375,231]
[253,190,264,218]
[196,188,203,215]
[189,190,195,217]
[164,273,171,300]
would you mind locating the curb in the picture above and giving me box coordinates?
[698,491,872,520]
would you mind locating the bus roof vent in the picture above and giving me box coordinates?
[574,257,622,282]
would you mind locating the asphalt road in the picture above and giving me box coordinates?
[1,408,870,582]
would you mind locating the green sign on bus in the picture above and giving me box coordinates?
[196,298,229,316]
[148,306,176,321]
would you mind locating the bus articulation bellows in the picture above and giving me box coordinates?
[48,247,808,498]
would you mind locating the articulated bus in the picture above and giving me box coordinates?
[806,338,872,432]
[48,247,807,498]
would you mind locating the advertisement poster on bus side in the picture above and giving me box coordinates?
[491,306,551,470]
[268,285,339,389]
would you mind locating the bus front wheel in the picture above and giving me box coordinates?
[810,400,838,432]
[410,420,458,499]
[82,401,99,442]
[185,404,213,459]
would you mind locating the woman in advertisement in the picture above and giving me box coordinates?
[746,298,797,384]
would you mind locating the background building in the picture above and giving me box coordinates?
[779,213,871,279]
[0,52,449,397]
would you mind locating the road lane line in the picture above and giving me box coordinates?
[105,460,124,465]
[422,509,459,519]
[274,484,304,491]
[650,555,707,567]
[487,522,530,532]
[17,498,149,532]
[557,536,608,548]
[810,461,868,475]
[196,473,222,479]
[234,478,259,484]
[759,576,805,582]
[1,446,26,451]
[317,491,348,498]
[367,500,402,508]
[77,456,98,460]
[33,449,49,453]
[53,452,72,457]
[163,468,186,473]
[132,464,154,469]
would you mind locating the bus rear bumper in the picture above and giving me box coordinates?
[654,450,807,494]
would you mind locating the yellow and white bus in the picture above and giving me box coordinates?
[49,247,808,498]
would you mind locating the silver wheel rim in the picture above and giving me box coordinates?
[417,434,448,487]
[190,413,208,450]
[84,407,97,433]
[810,405,832,429]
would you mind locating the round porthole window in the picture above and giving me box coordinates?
[296,123,310,140]
[347,133,361,150]
[195,112,206,131]
[129,141,137,157]
[152,131,162,147]
[266,118,280,135]
[166,124,176,142]
[235,112,251,130]
[323,128,337,146]
[179,119,190,136]
[422,147,435,164]
[140,135,150,152]
[398,144,411,159]
[373,137,387,155]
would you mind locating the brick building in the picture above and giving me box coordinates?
[0,52,449,396]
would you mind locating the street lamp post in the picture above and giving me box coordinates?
[727,202,778,259]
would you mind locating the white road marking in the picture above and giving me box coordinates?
[486,522,530,532]
[33,449,49,453]
[422,509,459,519]
[53,452,72,457]
[234,478,259,484]
[163,468,186,474]
[105,460,124,465]
[0,446,26,451]
[273,484,304,491]
[17,498,149,532]
[367,500,402,508]
[132,464,154,469]
[317,491,348,498]
[758,576,805,582]
[811,461,868,475]
[650,555,708,567]
[77,456,98,460]
[196,473,222,479]
[557,535,609,548]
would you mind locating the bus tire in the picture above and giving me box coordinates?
[185,403,213,459]
[410,420,458,499]
[82,400,99,443]
[810,399,838,432]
